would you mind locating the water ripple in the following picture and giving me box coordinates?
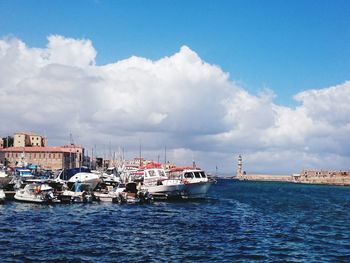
[1,180,350,262]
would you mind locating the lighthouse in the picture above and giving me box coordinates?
[236,154,243,177]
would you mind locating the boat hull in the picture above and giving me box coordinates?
[145,183,186,197]
[182,181,213,199]
[14,194,54,203]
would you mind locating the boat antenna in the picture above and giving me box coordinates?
[164,146,167,165]
[139,140,142,167]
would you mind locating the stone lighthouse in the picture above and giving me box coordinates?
[236,154,243,177]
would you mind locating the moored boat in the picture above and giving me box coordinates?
[168,168,215,199]
[55,168,101,191]
[140,168,186,199]
[14,183,59,203]
[115,182,152,204]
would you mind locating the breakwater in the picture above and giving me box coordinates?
[235,170,350,186]
[236,174,293,182]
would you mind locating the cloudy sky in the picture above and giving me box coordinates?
[0,0,350,175]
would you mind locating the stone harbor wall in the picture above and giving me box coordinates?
[235,170,350,186]
[236,174,293,182]
[293,170,350,186]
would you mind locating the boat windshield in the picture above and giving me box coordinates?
[184,172,193,179]
[194,172,201,178]
[158,170,166,177]
[200,172,206,178]
[148,170,157,177]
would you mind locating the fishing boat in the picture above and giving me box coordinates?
[14,183,59,203]
[169,168,214,199]
[140,168,187,199]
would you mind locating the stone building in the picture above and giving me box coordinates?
[0,138,3,149]
[0,146,80,170]
[14,132,47,147]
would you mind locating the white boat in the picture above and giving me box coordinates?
[94,183,125,202]
[14,183,58,203]
[67,172,101,191]
[168,168,214,199]
[59,182,94,203]
[0,189,5,203]
[141,168,187,199]
[115,182,152,204]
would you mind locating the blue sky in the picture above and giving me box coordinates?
[1,0,349,105]
[1,0,350,173]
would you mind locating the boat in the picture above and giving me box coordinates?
[67,172,101,191]
[115,182,152,204]
[140,168,187,199]
[169,168,214,199]
[94,182,125,202]
[14,183,59,203]
[55,168,101,191]
[59,182,94,203]
[0,189,5,203]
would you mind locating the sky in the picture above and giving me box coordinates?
[0,0,349,174]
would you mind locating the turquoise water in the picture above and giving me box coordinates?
[1,180,350,262]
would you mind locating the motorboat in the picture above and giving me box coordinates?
[141,168,187,199]
[168,168,214,199]
[55,168,101,191]
[14,183,59,203]
[67,172,101,191]
[115,182,152,204]
[0,189,5,203]
[94,183,125,202]
[59,182,94,203]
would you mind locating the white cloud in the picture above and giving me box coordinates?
[0,35,349,174]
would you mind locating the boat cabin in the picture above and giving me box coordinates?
[143,168,167,185]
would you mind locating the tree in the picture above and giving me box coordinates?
[2,136,14,148]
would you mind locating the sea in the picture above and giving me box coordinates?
[1,179,350,262]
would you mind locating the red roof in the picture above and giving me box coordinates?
[0,146,78,153]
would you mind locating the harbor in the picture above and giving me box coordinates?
[0,132,217,205]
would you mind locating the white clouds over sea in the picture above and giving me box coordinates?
[0,35,349,174]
